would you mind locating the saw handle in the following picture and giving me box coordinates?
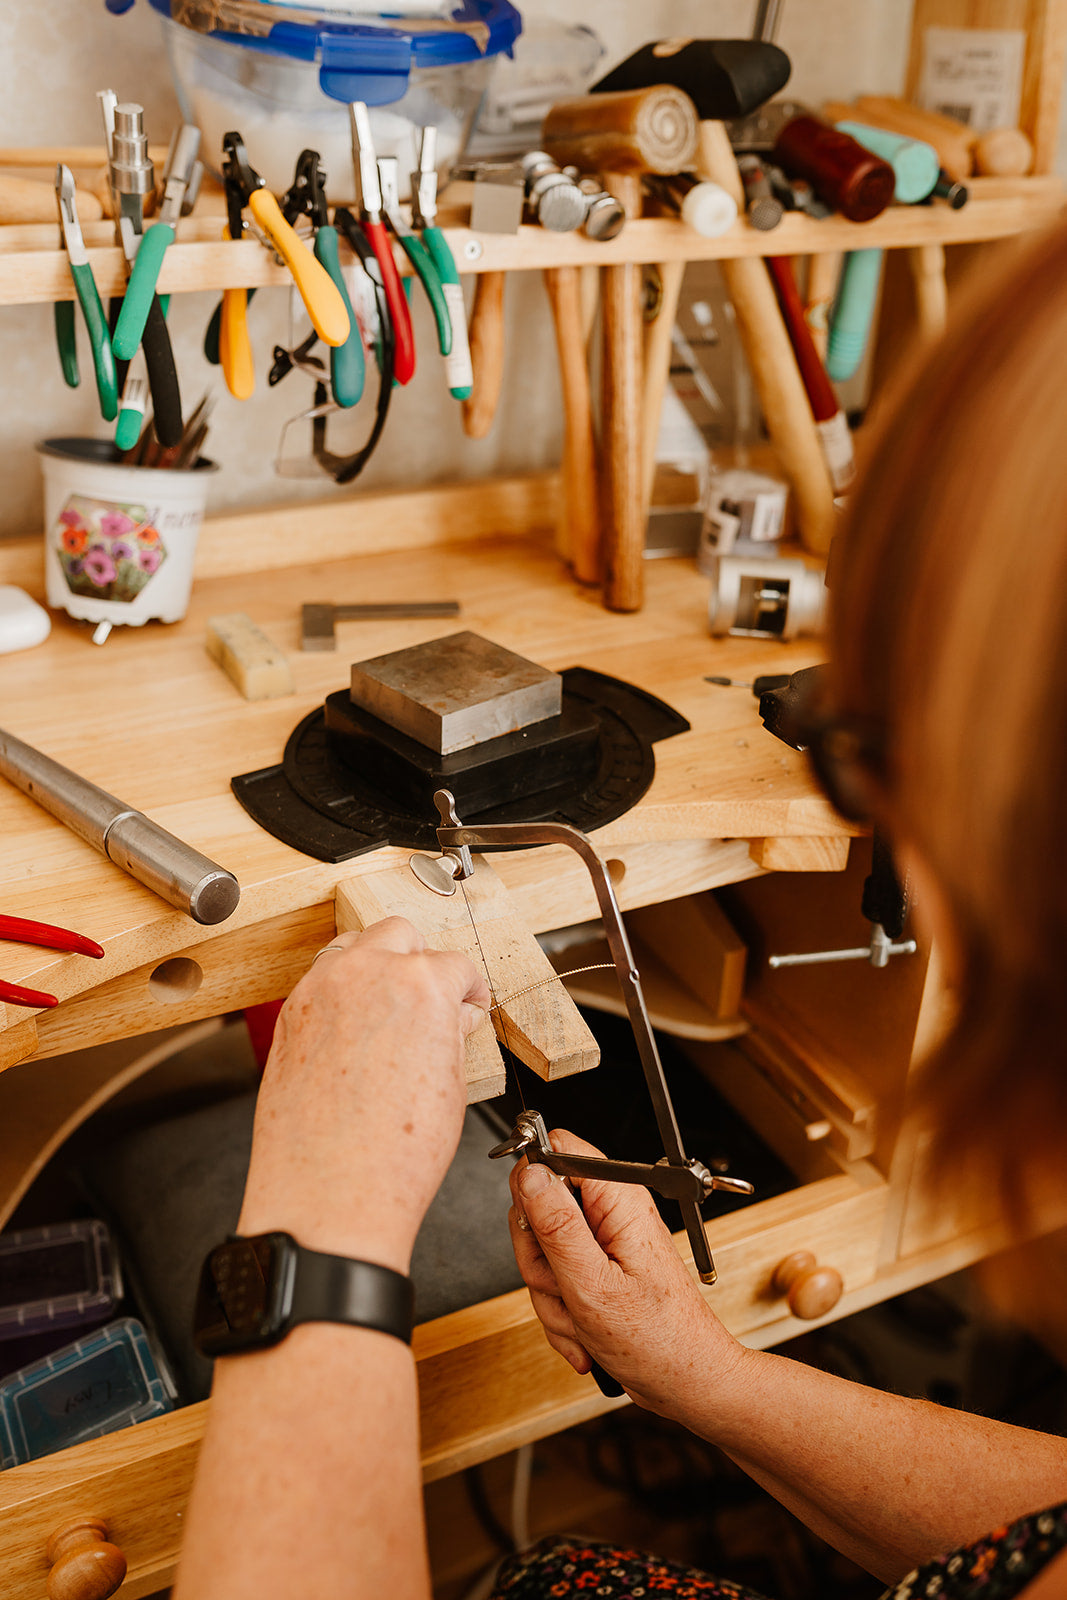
[573,1184,626,1398]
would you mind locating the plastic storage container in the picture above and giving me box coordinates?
[0,1221,121,1344]
[114,0,522,198]
[0,1318,174,1468]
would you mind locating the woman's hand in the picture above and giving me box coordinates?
[508,1128,746,1417]
[238,916,491,1272]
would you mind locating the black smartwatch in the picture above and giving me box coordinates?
[193,1232,414,1357]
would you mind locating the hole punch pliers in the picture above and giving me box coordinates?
[277,149,365,408]
[112,124,202,362]
[218,131,352,401]
[0,914,104,1011]
[53,164,119,422]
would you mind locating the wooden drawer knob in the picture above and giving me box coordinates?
[46,1517,127,1600]
[772,1249,844,1320]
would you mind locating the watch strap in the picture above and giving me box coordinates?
[289,1245,414,1345]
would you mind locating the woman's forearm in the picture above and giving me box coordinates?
[173,1323,430,1600]
[676,1344,1067,1583]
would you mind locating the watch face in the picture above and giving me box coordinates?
[193,1234,295,1356]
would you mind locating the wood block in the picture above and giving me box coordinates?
[334,855,599,1102]
[205,612,295,701]
[626,892,747,1020]
[748,836,851,873]
[348,631,562,755]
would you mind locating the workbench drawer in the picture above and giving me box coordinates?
[0,1169,886,1598]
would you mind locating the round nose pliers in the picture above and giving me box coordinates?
[54,164,119,423]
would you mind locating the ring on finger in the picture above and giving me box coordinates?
[313,943,348,961]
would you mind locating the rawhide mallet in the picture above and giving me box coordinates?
[542,85,699,612]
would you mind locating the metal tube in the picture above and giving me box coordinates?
[0,727,240,925]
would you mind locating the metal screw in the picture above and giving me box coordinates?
[463,237,483,261]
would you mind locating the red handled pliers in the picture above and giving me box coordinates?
[0,915,104,1009]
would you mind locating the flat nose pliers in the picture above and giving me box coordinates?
[218,131,352,400]
[349,102,416,386]
[0,914,104,1010]
[410,126,473,401]
[54,164,119,422]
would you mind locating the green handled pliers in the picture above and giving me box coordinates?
[377,153,468,398]
[112,124,202,361]
[54,164,118,421]
[410,126,473,402]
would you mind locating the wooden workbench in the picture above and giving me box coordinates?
[0,475,1021,1597]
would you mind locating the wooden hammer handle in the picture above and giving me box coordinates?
[544,264,601,584]
[599,172,645,611]
[697,122,836,556]
[461,271,506,439]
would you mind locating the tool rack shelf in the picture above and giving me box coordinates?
[0,175,1063,305]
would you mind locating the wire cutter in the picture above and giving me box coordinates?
[377,156,453,360]
[349,102,415,386]
[53,165,119,422]
[410,126,473,401]
[112,123,202,361]
[218,131,352,401]
[279,149,365,408]
[0,914,104,1010]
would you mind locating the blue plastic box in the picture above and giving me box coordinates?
[0,1220,121,1343]
[0,1318,174,1468]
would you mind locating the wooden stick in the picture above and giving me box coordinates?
[805,251,843,363]
[599,172,645,612]
[543,264,601,584]
[696,122,836,557]
[461,271,506,439]
[641,256,687,515]
[909,241,948,344]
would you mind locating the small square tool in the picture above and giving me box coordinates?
[349,631,563,755]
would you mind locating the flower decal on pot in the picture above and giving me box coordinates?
[53,495,168,603]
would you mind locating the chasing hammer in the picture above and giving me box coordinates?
[0,726,240,925]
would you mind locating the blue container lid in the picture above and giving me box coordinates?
[106,0,522,105]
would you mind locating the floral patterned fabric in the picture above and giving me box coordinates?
[489,1504,1067,1600]
[882,1502,1067,1600]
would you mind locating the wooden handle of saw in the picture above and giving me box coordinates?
[544,264,601,584]
[697,122,836,556]
[461,271,506,439]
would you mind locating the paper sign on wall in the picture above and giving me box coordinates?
[918,26,1025,132]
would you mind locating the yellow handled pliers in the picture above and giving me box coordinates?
[218,131,352,400]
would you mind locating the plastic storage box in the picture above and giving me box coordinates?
[0,1221,121,1344]
[110,0,522,197]
[0,1318,174,1468]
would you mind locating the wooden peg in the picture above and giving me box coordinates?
[461,271,506,439]
[772,1248,844,1320]
[543,264,601,584]
[909,242,948,344]
[335,856,599,1101]
[46,1517,126,1600]
[600,170,646,612]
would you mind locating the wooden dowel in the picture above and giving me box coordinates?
[461,271,506,439]
[696,121,836,556]
[805,250,843,363]
[641,256,687,514]
[544,264,601,583]
[599,172,645,612]
[909,241,948,343]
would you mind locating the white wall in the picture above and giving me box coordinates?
[2,2,916,540]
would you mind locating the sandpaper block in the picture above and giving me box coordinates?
[206,612,295,701]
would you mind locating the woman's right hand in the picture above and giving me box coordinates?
[508,1128,747,1416]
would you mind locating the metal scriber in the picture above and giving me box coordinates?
[428,788,754,1284]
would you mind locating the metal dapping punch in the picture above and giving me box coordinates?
[0,727,240,925]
